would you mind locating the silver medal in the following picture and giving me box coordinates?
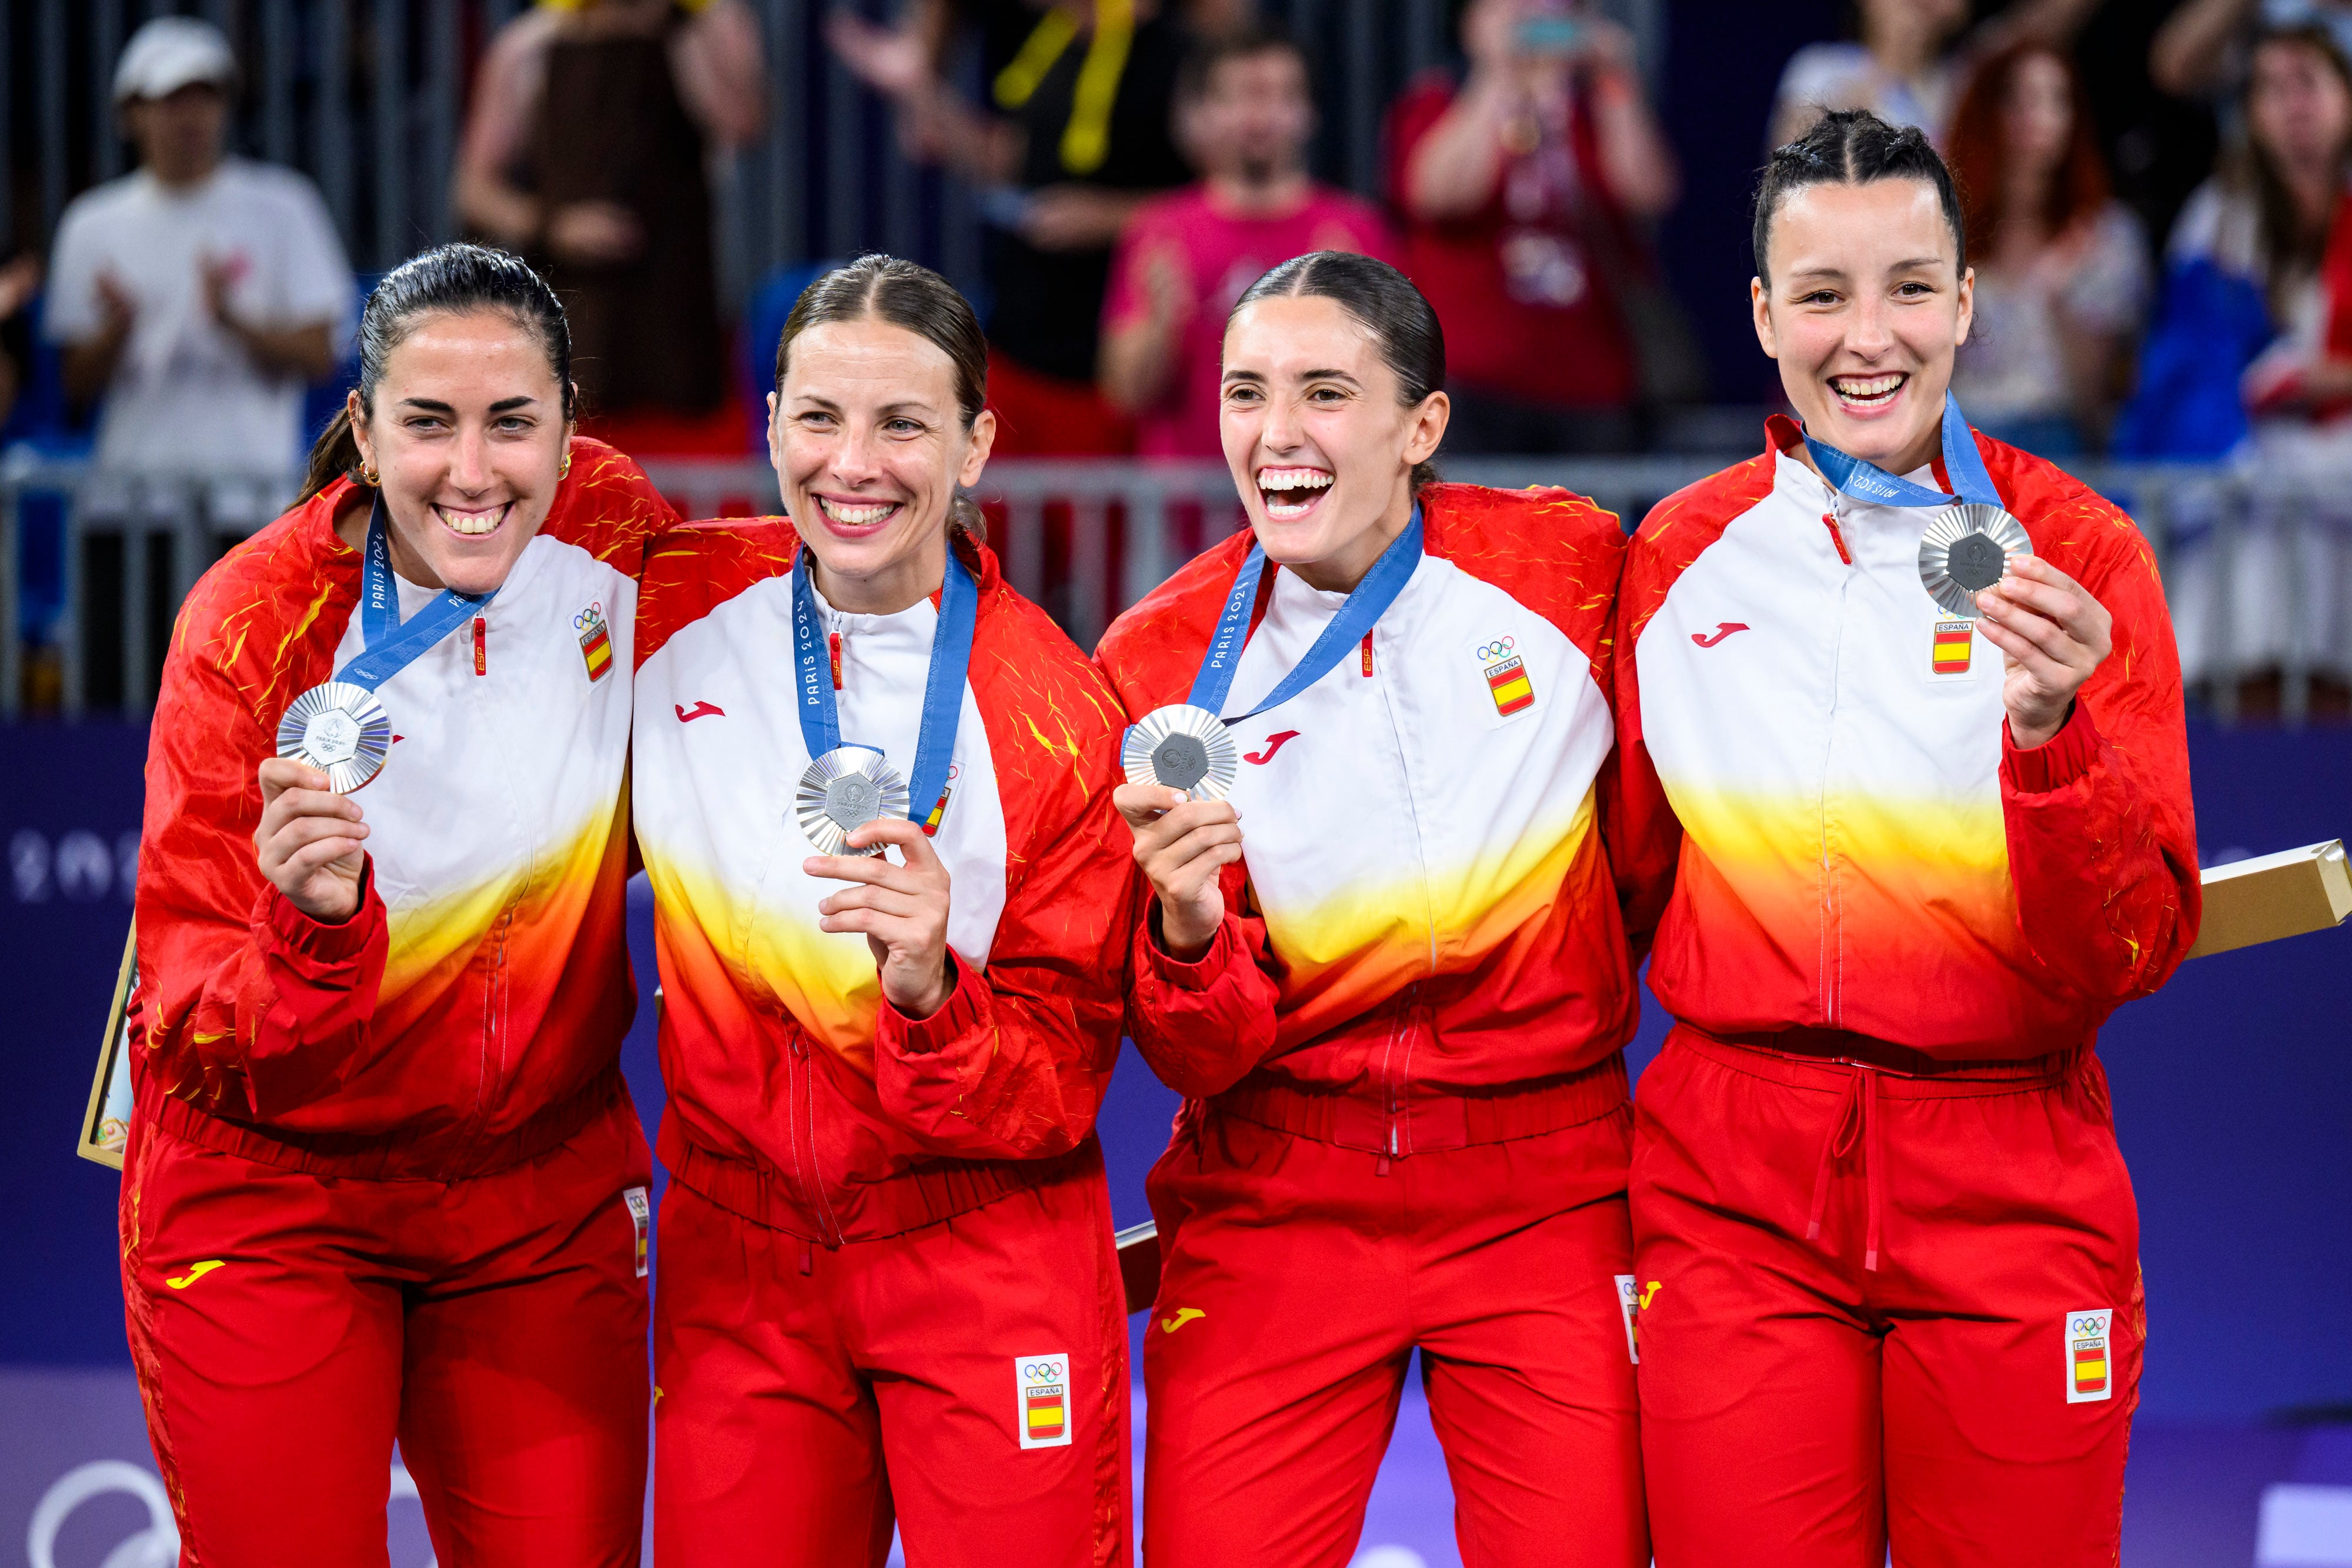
[1918,503,2030,619]
[276,681,392,793]
[795,746,910,857]
[1121,704,1238,802]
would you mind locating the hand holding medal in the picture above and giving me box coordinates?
[1971,554,2114,749]
[253,755,371,923]
[807,816,956,1019]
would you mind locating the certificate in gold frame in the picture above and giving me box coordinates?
[79,922,137,1171]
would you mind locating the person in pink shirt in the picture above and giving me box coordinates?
[1100,25,1398,457]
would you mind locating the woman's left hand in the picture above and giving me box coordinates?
[809,817,954,1019]
[1973,554,2113,750]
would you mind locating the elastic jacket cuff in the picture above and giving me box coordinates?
[880,951,977,1056]
[1140,905,1238,993]
[2003,701,2099,794]
[265,855,382,961]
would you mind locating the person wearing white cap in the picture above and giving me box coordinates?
[46,16,353,479]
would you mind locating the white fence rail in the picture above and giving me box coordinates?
[3,454,2343,722]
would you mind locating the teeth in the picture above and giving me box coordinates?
[1257,467,1333,492]
[435,504,504,536]
[1832,374,1905,400]
[819,497,898,526]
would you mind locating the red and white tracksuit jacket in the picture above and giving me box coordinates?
[1614,417,2200,1568]
[123,439,674,1567]
[630,523,1134,1568]
[1094,483,1648,1568]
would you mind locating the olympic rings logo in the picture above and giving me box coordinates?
[1476,637,1516,661]
[1021,1361,1064,1381]
[573,603,606,632]
[2070,1316,2107,1336]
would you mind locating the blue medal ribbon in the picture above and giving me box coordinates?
[1802,392,2003,511]
[1183,509,1424,723]
[790,543,979,824]
[1185,505,1421,719]
[335,493,496,693]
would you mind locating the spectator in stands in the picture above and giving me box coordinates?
[2152,0,2352,99]
[1099,25,1396,457]
[0,255,40,436]
[46,18,350,477]
[1388,0,1678,454]
[830,0,1194,454]
[2124,24,2352,712]
[456,0,765,442]
[1768,0,1970,148]
[1946,41,2149,455]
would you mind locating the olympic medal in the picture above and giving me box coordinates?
[275,681,392,794]
[796,746,910,857]
[1121,704,1238,802]
[1917,503,2030,619]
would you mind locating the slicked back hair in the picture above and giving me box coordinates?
[1752,108,1967,286]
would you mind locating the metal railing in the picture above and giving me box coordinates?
[2,453,2341,721]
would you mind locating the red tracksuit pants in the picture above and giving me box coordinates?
[652,1154,1131,1567]
[1141,1105,1648,1568]
[1631,1028,2144,1568]
[119,1088,654,1567]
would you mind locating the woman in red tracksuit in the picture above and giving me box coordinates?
[1614,111,2199,1567]
[126,244,674,1565]
[630,256,1134,1567]
[1097,250,1647,1567]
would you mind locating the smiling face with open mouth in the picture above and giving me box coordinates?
[1220,294,1446,593]
[349,310,571,597]
[1753,178,1973,480]
[770,316,995,617]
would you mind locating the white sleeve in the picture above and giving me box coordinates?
[42,200,105,345]
[274,177,357,337]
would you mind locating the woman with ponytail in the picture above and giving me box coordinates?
[1613,111,2195,1564]
[1096,250,1648,1567]
[125,242,674,1565]
[630,255,1135,1566]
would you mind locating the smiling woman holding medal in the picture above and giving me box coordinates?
[1095,250,1646,1568]
[123,243,675,1564]
[1612,110,2200,1567]
[629,256,1134,1567]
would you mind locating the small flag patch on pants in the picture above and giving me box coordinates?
[1932,619,1973,674]
[1015,1353,1073,1449]
[1614,1274,1641,1365]
[576,603,613,683]
[2066,1308,2113,1403]
[623,1186,651,1278]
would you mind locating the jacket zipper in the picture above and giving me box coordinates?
[783,1025,844,1248]
[1819,490,1854,1027]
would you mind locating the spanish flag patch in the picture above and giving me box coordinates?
[1932,619,1973,676]
[576,602,613,684]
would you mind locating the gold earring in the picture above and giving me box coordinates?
[357,463,380,487]
[559,450,573,480]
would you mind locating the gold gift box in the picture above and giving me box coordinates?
[2189,840,2352,960]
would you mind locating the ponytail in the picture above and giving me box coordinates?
[297,406,362,506]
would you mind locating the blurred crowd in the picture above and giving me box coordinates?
[7,0,2352,708]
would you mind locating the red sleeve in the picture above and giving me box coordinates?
[870,592,1135,1160]
[1122,877,1285,1098]
[134,603,389,1121]
[1997,516,2201,1005]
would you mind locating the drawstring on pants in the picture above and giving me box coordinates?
[1805,1064,1884,1272]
